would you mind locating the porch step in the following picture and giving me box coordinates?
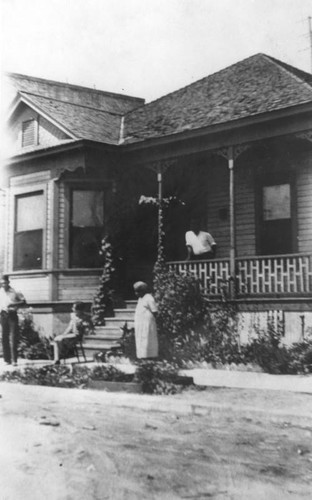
[125,300,137,309]
[82,301,136,356]
[85,331,122,341]
[104,317,134,328]
[83,335,123,357]
[113,308,136,319]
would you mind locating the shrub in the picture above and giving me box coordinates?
[92,237,115,325]
[18,309,53,360]
[90,364,133,382]
[0,363,132,388]
[153,264,207,351]
[243,322,293,374]
[287,340,312,374]
[121,326,137,360]
[135,360,183,394]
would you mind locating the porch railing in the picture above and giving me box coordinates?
[167,253,312,297]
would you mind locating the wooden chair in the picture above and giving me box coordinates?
[56,334,87,364]
[73,336,87,363]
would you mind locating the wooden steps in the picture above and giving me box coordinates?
[82,301,136,356]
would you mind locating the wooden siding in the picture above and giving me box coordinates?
[58,273,101,302]
[10,104,68,153]
[203,150,312,259]
[235,166,256,256]
[9,274,50,302]
[206,164,230,258]
[296,152,312,254]
[10,106,37,149]
[38,115,68,146]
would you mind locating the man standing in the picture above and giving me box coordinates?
[0,274,26,366]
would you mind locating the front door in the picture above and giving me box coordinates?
[259,180,294,255]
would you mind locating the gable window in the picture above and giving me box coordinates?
[70,189,105,268]
[22,118,37,147]
[14,191,44,270]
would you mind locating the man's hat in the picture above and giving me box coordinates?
[0,274,10,282]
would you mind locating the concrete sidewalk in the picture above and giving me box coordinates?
[1,357,312,394]
[181,368,312,394]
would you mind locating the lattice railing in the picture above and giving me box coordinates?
[236,253,312,296]
[167,259,230,297]
[167,253,312,297]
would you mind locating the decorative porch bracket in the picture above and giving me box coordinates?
[215,143,251,299]
[145,159,177,262]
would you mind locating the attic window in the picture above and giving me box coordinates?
[22,119,37,147]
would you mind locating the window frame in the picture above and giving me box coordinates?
[68,184,108,269]
[13,186,46,271]
[255,171,297,255]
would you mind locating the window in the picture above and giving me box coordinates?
[259,179,295,255]
[22,119,36,147]
[14,192,44,270]
[70,189,105,268]
[263,184,290,221]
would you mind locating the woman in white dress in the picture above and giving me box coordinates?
[133,281,159,359]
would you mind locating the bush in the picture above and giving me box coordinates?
[287,340,312,374]
[135,360,183,394]
[92,237,115,325]
[0,363,133,388]
[0,361,185,395]
[120,326,137,360]
[153,265,207,354]
[18,309,53,360]
[241,321,294,374]
[90,364,133,382]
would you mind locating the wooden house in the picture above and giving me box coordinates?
[1,53,312,342]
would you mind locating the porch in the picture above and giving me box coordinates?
[168,253,312,300]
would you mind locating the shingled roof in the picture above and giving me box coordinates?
[123,53,312,143]
[7,54,312,148]
[8,72,144,115]
[7,72,144,145]
[19,91,123,144]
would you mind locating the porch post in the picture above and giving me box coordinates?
[145,159,176,263]
[157,166,164,261]
[228,146,236,299]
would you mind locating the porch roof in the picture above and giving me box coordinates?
[123,53,312,144]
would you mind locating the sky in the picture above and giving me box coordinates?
[0,0,312,104]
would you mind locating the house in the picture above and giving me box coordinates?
[1,53,312,342]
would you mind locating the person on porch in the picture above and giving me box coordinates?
[133,281,159,360]
[0,274,26,366]
[185,219,217,261]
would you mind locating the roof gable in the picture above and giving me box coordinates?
[17,92,123,144]
[7,99,75,156]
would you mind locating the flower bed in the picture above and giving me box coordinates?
[0,361,193,395]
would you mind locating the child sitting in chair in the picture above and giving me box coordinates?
[53,302,91,364]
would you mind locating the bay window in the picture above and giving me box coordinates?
[70,189,105,268]
[14,191,44,270]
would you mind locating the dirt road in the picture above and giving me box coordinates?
[0,382,312,500]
